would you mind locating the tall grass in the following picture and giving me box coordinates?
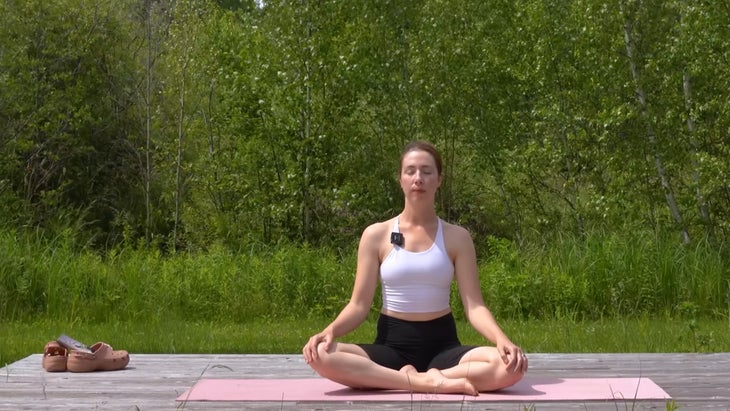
[0,229,727,323]
[0,231,356,323]
[478,231,729,319]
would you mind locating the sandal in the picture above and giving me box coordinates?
[42,341,68,372]
[66,342,129,372]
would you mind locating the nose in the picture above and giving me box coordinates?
[414,171,424,185]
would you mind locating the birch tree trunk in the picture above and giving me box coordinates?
[679,0,713,239]
[683,69,713,235]
[300,0,313,243]
[621,2,690,244]
[145,0,153,247]
[173,51,188,252]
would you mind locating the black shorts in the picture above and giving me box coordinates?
[358,312,477,372]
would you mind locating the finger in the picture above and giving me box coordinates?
[499,347,510,364]
[306,341,317,361]
[507,348,521,372]
[504,353,515,370]
[310,342,320,361]
[516,352,527,373]
[322,335,334,353]
[305,338,320,362]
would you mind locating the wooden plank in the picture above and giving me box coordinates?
[1,353,728,410]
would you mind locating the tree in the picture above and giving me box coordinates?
[0,0,144,245]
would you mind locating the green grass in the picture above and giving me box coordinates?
[480,233,730,319]
[3,316,729,367]
[1,229,728,324]
[1,227,728,373]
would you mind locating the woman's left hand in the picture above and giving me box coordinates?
[497,340,528,374]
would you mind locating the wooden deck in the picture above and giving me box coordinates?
[1,353,729,410]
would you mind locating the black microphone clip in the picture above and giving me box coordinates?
[390,232,404,247]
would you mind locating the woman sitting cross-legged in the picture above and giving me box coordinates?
[302,140,528,395]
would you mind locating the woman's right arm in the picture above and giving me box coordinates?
[302,223,383,362]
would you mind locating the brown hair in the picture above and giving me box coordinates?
[399,140,443,175]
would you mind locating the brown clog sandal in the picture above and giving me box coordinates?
[66,342,130,372]
[42,341,68,372]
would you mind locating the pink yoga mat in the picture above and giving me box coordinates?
[177,377,670,402]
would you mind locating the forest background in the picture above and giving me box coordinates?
[1,0,729,362]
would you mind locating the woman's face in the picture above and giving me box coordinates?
[399,149,442,199]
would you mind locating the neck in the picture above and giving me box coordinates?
[399,205,438,226]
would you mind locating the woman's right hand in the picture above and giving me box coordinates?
[302,330,333,364]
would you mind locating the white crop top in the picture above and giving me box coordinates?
[379,218,454,313]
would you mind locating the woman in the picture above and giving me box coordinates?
[302,141,527,395]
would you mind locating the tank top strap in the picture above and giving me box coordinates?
[435,218,445,248]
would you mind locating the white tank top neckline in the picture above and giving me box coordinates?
[379,217,454,313]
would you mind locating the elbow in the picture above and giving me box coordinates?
[346,300,373,323]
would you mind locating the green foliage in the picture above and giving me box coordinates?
[0,230,358,323]
[0,0,144,246]
[1,228,727,326]
[1,0,730,254]
[479,230,728,319]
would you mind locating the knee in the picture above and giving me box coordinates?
[307,342,335,374]
[495,359,526,390]
[504,365,526,386]
[472,368,525,392]
[470,352,526,392]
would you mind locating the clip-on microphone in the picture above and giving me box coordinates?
[390,232,404,247]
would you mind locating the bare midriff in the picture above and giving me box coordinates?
[381,307,452,322]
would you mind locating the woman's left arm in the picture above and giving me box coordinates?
[448,224,525,369]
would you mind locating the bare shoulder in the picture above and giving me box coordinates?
[359,218,395,247]
[358,218,397,262]
[442,220,472,242]
[442,220,475,256]
[362,218,393,238]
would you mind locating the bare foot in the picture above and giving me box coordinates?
[399,364,417,374]
[426,368,478,396]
